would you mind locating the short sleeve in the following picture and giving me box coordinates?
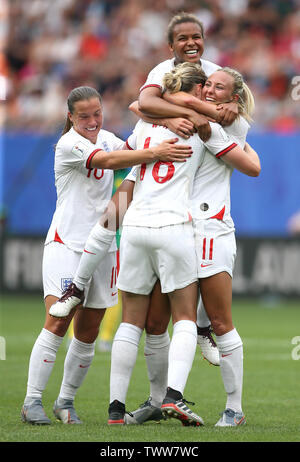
[108,133,126,151]
[124,167,137,182]
[126,130,138,151]
[55,135,100,171]
[204,122,237,158]
[139,60,173,93]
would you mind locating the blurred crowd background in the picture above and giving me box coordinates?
[1,0,300,296]
[4,0,300,138]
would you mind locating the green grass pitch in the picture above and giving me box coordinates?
[0,294,299,444]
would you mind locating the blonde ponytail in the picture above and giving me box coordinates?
[163,62,207,94]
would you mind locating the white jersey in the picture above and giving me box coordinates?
[123,119,236,227]
[191,117,250,227]
[140,58,220,93]
[45,127,124,252]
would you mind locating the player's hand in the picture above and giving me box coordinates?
[217,102,238,126]
[164,118,196,139]
[153,138,193,162]
[190,113,211,142]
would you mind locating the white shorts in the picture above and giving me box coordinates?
[117,223,198,295]
[193,219,236,278]
[43,242,118,309]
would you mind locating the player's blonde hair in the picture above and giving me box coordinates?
[163,62,207,94]
[218,67,255,122]
[167,11,204,44]
[61,86,102,135]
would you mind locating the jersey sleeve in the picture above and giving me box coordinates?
[124,166,137,183]
[126,132,137,150]
[108,132,126,151]
[55,135,102,171]
[225,116,250,148]
[204,122,237,158]
[139,61,172,93]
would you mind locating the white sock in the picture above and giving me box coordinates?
[196,297,210,328]
[144,331,170,407]
[110,322,143,404]
[58,337,96,402]
[168,320,197,395]
[74,223,116,290]
[25,328,63,402]
[215,328,243,413]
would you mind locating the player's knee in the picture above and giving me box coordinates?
[210,318,233,337]
[45,318,69,337]
[145,317,169,335]
[75,326,100,343]
[145,324,165,335]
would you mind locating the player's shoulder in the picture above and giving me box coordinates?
[233,115,250,130]
[98,128,115,140]
[225,116,250,136]
[207,121,232,143]
[98,128,121,144]
[200,58,221,76]
[98,128,125,151]
[148,58,175,74]
[56,128,90,152]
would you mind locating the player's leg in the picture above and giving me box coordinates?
[21,242,76,425]
[108,291,149,425]
[156,223,203,426]
[196,296,220,366]
[161,281,204,427]
[49,180,134,318]
[53,250,118,424]
[108,225,156,424]
[21,295,74,425]
[144,282,171,406]
[126,281,171,424]
[199,272,245,426]
[53,307,105,424]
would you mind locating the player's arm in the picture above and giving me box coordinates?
[129,100,195,139]
[88,138,192,170]
[100,179,135,231]
[138,86,211,141]
[220,142,261,177]
[163,91,239,127]
[204,123,260,177]
[163,91,219,121]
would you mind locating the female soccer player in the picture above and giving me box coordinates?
[107,62,260,427]
[20,85,192,425]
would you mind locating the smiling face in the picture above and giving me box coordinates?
[169,22,204,65]
[202,71,238,104]
[68,97,103,143]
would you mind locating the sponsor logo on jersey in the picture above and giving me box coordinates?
[61,278,73,291]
